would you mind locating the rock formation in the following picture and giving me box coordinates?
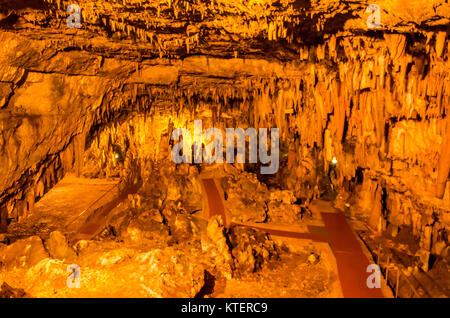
[0,0,448,298]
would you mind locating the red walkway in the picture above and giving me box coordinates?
[202,178,228,226]
[201,178,385,298]
[236,224,328,242]
[321,212,384,298]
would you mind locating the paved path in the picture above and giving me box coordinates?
[200,177,385,298]
[235,223,328,242]
[201,178,228,226]
[321,212,384,298]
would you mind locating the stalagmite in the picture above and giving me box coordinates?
[35,179,45,198]
[369,183,383,231]
[436,118,450,198]
[25,189,35,217]
[0,205,7,233]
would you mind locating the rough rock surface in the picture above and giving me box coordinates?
[0,236,48,268]
[0,282,29,298]
[228,225,279,275]
[200,216,234,280]
[45,230,77,261]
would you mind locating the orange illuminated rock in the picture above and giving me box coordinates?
[0,236,48,268]
[45,231,77,262]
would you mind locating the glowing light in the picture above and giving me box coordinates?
[331,157,338,164]
[114,154,119,159]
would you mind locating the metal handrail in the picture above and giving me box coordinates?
[376,246,422,298]
[66,182,120,229]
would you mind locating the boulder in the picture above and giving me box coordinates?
[200,216,233,279]
[0,236,48,268]
[46,231,77,261]
[267,200,301,223]
[122,211,170,246]
[228,225,279,275]
[0,282,29,298]
[171,214,193,242]
[132,247,206,297]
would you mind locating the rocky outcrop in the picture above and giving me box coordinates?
[201,216,234,279]
[45,230,77,261]
[0,282,29,298]
[228,225,279,275]
[0,236,48,268]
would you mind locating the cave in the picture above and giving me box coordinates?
[0,0,449,299]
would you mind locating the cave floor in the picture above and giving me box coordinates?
[212,245,343,298]
[5,175,119,242]
[0,173,347,298]
[0,168,395,298]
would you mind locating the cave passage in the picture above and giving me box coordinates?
[0,0,449,300]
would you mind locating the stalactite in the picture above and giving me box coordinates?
[435,31,447,58]
[35,179,45,198]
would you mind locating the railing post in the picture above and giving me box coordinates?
[386,255,390,283]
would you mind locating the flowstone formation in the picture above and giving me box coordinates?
[0,0,449,298]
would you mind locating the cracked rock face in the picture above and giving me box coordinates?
[0,0,448,297]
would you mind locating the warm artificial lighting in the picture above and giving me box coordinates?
[0,0,447,301]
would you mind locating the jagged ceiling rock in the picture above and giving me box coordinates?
[0,1,448,60]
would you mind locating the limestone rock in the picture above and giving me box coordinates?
[267,200,301,224]
[415,249,431,272]
[307,253,320,265]
[132,247,206,297]
[201,216,233,279]
[0,282,29,298]
[46,231,77,261]
[122,212,170,246]
[228,225,279,275]
[0,236,48,268]
[96,248,136,267]
[0,233,8,244]
[270,189,296,205]
[171,214,193,242]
